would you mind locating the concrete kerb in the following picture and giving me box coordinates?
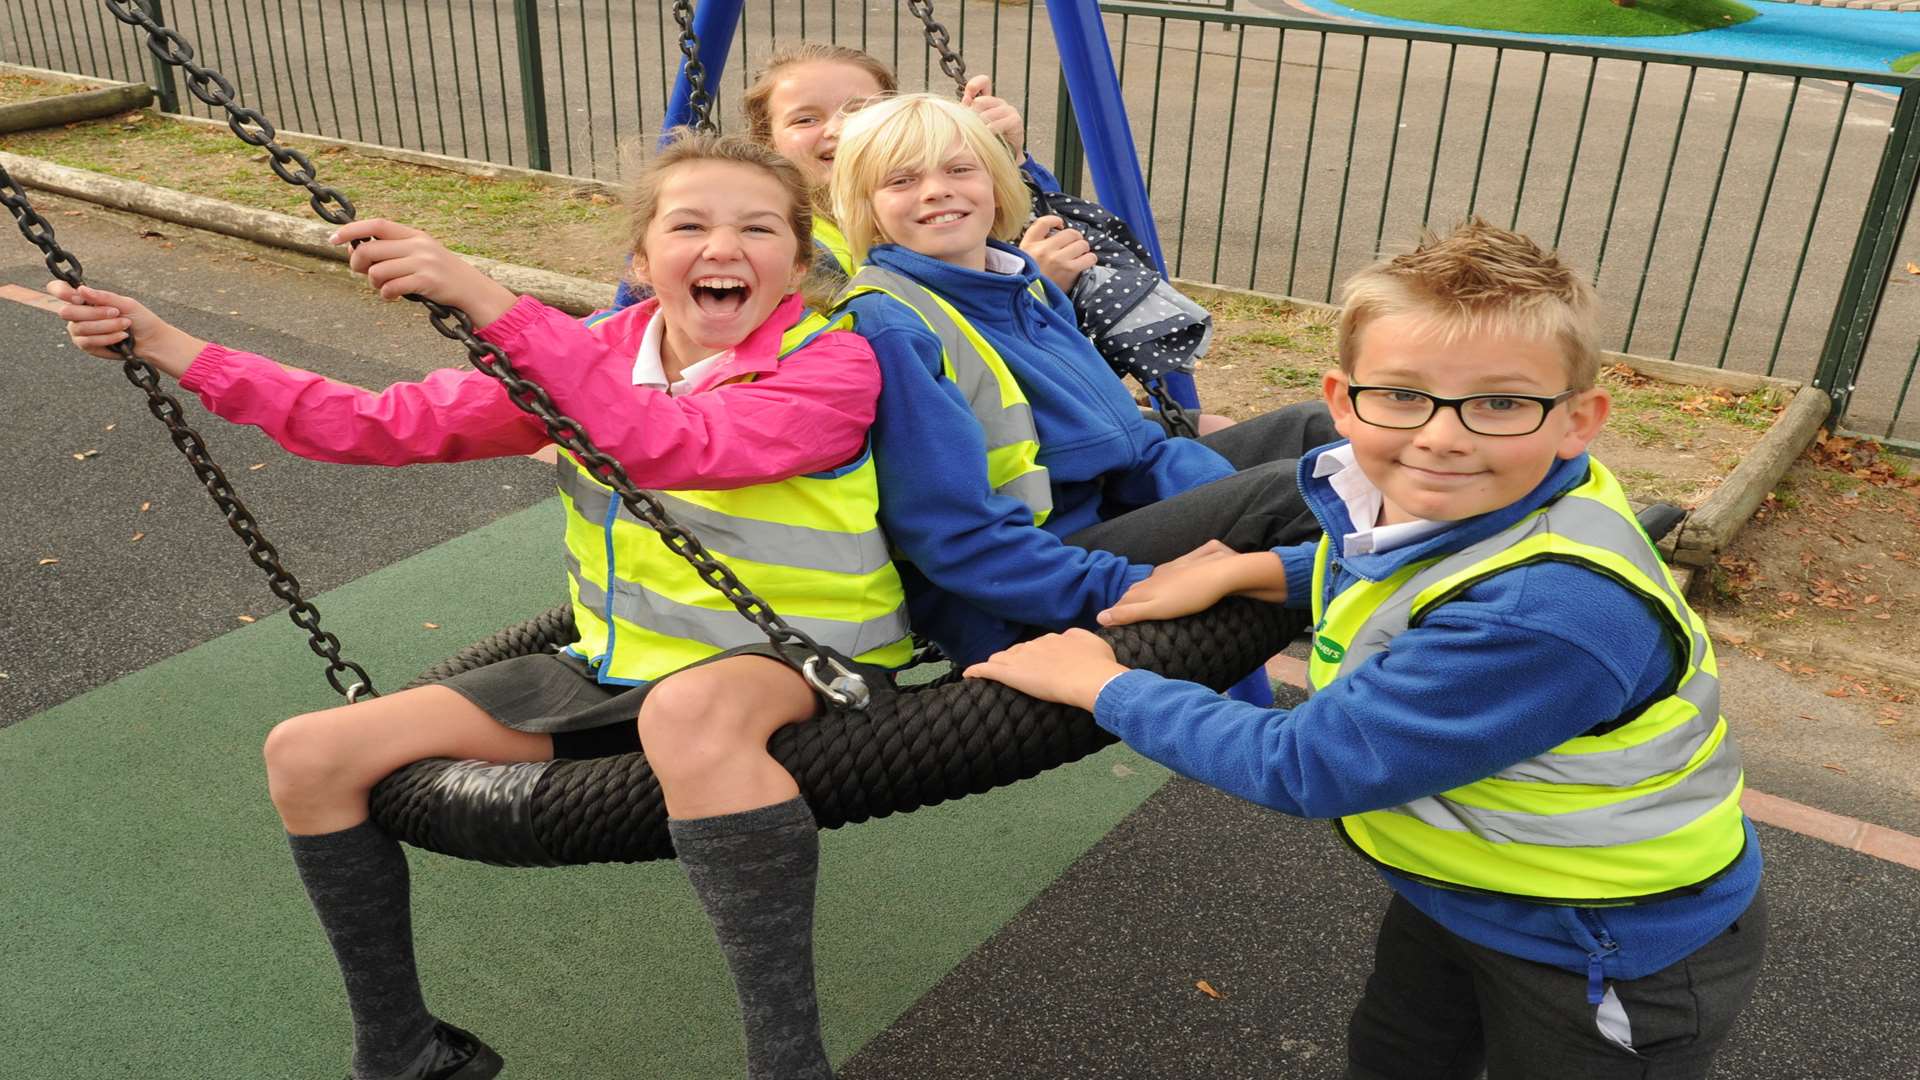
[0,150,617,316]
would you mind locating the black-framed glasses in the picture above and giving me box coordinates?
[1347,384,1580,437]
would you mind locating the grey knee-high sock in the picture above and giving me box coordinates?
[287,821,438,1079]
[670,797,833,1080]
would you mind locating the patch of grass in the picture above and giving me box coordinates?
[1894,51,1920,75]
[1335,0,1756,35]
[1245,330,1299,350]
[1263,364,1321,390]
[0,72,85,106]
[2,109,624,278]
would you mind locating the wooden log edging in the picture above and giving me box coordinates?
[0,82,153,135]
[1670,384,1832,569]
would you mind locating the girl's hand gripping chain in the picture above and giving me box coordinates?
[46,282,206,379]
[960,74,1026,158]
[330,219,519,327]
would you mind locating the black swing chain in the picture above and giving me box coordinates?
[99,0,870,709]
[900,0,1197,439]
[669,0,715,134]
[101,1,356,227]
[907,0,970,91]
[0,165,377,702]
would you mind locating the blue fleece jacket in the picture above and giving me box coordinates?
[843,241,1234,665]
[1094,445,1762,986]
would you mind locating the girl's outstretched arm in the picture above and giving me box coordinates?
[47,281,549,466]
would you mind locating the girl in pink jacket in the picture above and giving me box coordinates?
[49,132,907,1080]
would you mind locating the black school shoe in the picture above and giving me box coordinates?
[350,1022,503,1080]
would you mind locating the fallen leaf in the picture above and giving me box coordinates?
[63,209,84,217]
[236,614,256,623]
[140,501,151,512]
[1821,763,1848,774]
[1797,713,1820,721]
[71,449,99,460]
[130,532,144,543]
[1907,261,1920,275]
[1826,688,1850,698]
[104,423,116,431]
[423,622,441,630]
[38,557,59,566]
[248,462,267,471]
[1195,980,1224,1000]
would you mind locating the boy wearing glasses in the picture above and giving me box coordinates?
[966,219,1765,1080]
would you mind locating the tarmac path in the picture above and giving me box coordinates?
[2,200,1917,1078]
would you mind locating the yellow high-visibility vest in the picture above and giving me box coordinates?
[1309,460,1746,904]
[831,265,1053,523]
[559,310,912,682]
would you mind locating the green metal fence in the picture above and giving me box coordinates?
[5,1,1918,442]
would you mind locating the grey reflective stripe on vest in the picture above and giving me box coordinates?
[556,456,893,577]
[1329,491,1730,799]
[564,550,910,660]
[1386,736,1743,846]
[841,267,1051,515]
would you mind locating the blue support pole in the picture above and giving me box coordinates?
[660,0,745,140]
[1044,0,1197,410]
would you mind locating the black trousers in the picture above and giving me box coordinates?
[1064,400,1338,564]
[1347,892,1768,1080]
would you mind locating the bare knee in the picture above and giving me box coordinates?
[262,710,364,813]
[637,668,796,785]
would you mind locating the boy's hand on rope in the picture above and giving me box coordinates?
[44,282,205,379]
[1021,216,1097,292]
[1100,548,1288,627]
[961,75,1026,158]
[331,219,519,328]
[964,628,1127,711]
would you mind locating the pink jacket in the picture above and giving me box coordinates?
[177,292,880,490]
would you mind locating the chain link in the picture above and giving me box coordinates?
[669,0,714,134]
[1144,379,1197,438]
[1,164,375,700]
[101,0,357,225]
[906,0,970,91]
[98,0,865,707]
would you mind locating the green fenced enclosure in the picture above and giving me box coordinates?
[4,0,1919,443]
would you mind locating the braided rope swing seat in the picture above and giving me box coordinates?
[369,598,1309,868]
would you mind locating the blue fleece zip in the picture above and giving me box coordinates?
[1094,444,1761,981]
[845,241,1233,664]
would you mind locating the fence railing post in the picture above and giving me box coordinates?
[1814,87,1920,426]
[1052,69,1085,197]
[511,0,552,171]
[135,0,181,113]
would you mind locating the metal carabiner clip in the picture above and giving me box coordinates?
[803,653,871,712]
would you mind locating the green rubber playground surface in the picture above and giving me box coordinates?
[2,498,1169,1079]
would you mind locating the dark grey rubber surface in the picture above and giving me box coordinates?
[0,208,552,724]
[842,777,1920,1080]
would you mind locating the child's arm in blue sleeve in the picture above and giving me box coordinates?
[1093,565,1674,816]
[1101,420,1236,508]
[867,323,1151,627]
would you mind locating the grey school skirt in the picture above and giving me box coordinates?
[438,643,894,759]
